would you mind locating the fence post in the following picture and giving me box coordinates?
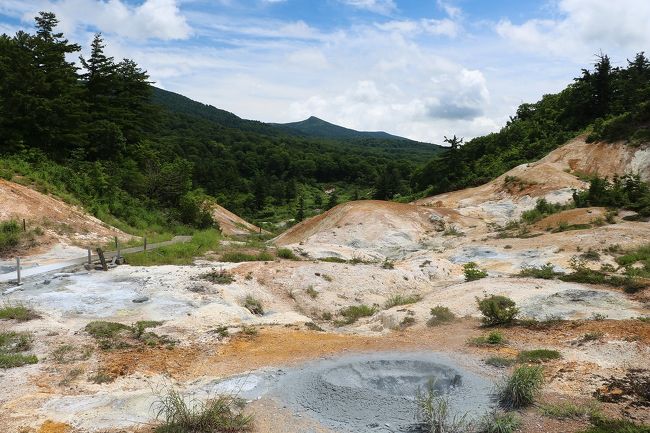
[22,219,26,232]
[144,237,147,252]
[16,257,21,285]
[96,248,108,271]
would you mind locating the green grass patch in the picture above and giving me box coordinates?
[427,305,456,326]
[0,353,38,368]
[221,250,274,263]
[0,303,39,321]
[0,331,38,369]
[470,330,505,346]
[337,304,377,325]
[580,416,650,433]
[517,349,562,363]
[318,256,348,263]
[276,248,299,260]
[539,401,600,419]
[480,412,521,433]
[125,229,221,266]
[384,294,422,309]
[518,263,561,279]
[85,320,172,350]
[200,269,234,284]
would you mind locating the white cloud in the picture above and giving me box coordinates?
[338,0,396,15]
[377,18,459,37]
[496,0,650,58]
[14,0,191,40]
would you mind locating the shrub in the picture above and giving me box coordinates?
[0,303,39,321]
[384,294,422,309]
[338,304,377,325]
[498,365,544,409]
[415,380,470,433]
[581,249,601,261]
[476,295,518,326]
[517,349,562,363]
[464,262,488,281]
[485,356,515,368]
[305,286,318,299]
[480,412,521,433]
[518,263,560,279]
[243,296,264,315]
[276,248,299,260]
[154,389,253,433]
[0,353,38,368]
[0,220,21,254]
[427,306,456,327]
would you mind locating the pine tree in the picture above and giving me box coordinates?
[296,195,305,221]
[327,191,338,209]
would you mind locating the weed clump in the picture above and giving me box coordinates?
[470,331,505,346]
[476,295,518,326]
[427,306,456,327]
[201,268,234,284]
[485,356,515,368]
[498,365,544,409]
[518,263,560,279]
[480,411,521,433]
[0,303,39,321]
[84,320,172,350]
[276,248,299,260]
[0,331,38,368]
[154,389,253,433]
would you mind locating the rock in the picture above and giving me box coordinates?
[132,296,149,303]
[43,279,51,285]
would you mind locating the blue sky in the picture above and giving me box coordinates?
[1,0,649,142]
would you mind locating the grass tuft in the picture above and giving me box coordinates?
[498,365,544,409]
[0,303,39,321]
[517,349,562,363]
[243,296,264,315]
[337,304,377,325]
[384,294,422,309]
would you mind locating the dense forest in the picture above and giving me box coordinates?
[0,13,428,232]
[1,12,649,234]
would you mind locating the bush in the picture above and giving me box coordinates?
[0,303,39,321]
[338,304,377,325]
[480,412,521,433]
[518,263,560,279]
[517,349,562,363]
[243,296,264,315]
[384,294,422,309]
[464,262,488,281]
[427,306,456,327]
[154,389,253,433]
[0,220,20,254]
[476,295,518,326]
[276,248,299,260]
[498,365,544,409]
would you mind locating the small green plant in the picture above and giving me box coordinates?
[590,312,607,321]
[243,296,264,315]
[518,263,560,279]
[579,414,650,433]
[476,295,518,326]
[153,389,253,433]
[382,259,395,270]
[0,331,38,369]
[580,331,604,343]
[480,411,521,433]
[470,330,505,346]
[485,356,515,368]
[338,304,377,325]
[464,262,488,281]
[201,268,234,284]
[51,344,93,364]
[443,226,464,237]
[221,251,274,263]
[305,322,324,331]
[0,353,38,368]
[517,349,561,363]
[498,365,544,409]
[581,249,601,261]
[427,306,456,327]
[384,294,422,309]
[319,256,347,263]
[239,326,258,337]
[85,321,172,350]
[276,248,299,260]
[0,303,39,321]
[89,370,114,384]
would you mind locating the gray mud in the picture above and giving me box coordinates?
[271,352,493,433]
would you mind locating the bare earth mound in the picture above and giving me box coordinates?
[208,202,265,236]
[0,179,130,258]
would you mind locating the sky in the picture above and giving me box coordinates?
[1,0,650,143]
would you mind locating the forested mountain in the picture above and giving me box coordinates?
[277,116,407,140]
[0,12,425,233]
